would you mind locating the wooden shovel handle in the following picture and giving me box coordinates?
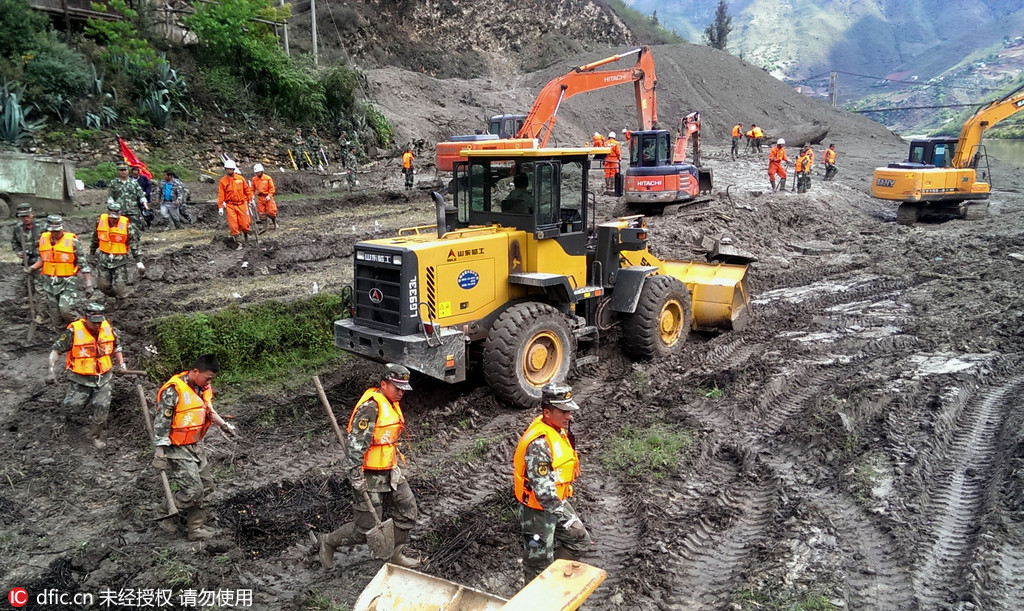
[137,383,178,516]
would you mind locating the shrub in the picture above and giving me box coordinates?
[0,0,50,60]
[364,104,394,149]
[0,80,45,146]
[320,64,360,120]
[76,161,118,185]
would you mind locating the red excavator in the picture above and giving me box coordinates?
[435,46,659,171]
[624,111,713,209]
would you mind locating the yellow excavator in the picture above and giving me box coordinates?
[871,83,1024,224]
[335,146,750,408]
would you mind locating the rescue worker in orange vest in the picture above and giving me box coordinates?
[217,160,254,250]
[795,145,814,193]
[823,143,838,181]
[250,163,278,231]
[514,383,591,584]
[90,201,142,310]
[591,132,605,147]
[731,123,743,160]
[622,127,632,152]
[604,131,621,193]
[402,148,415,190]
[768,138,790,191]
[750,124,765,153]
[46,302,125,449]
[319,363,423,570]
[28,214,92,329]
[151,354,239,540]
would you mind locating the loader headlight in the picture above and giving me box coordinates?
[392,255,402,266]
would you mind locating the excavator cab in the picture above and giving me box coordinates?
[489,114,527,139]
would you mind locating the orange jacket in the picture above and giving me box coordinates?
[823,148,836,164]
[752,126,764,138]
[795,152,813,173]
[66,319,115,376]
[38,232,79,277]
[513,416,579,511]
[591,134,605,147]
[606,138,621,162]
[251,174,276,204]
[218,173,252,208]
[768,145,789,163]
[732,124,743,138]
[159,372,214,446]
[348,387,405,471]
[402,151,414,170]
[96,214,130,256]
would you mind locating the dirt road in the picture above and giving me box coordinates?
[2,142,1023,610]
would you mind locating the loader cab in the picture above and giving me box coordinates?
[630,130,673,167]
[452,149,593,255]
[488,114,527,139]
[896,138,958,168]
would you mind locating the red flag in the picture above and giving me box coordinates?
[118,137,153,179]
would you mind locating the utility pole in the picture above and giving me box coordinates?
[311,0,318,66]
[829,72,837,107]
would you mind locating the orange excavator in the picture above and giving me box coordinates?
[624,111,713,208]
[435,46,659,171]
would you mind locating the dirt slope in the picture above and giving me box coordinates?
[2,40,1024,611]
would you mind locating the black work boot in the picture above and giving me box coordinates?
[770,178,776,191]
[319,523,357,569]
[779,177,787,192]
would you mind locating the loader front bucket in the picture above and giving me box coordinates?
[659,260,750,331]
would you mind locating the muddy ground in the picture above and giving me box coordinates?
[4,47,1024,610]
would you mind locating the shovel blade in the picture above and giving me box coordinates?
[366,518,395,560]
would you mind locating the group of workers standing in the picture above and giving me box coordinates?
[732,123,839,192]
[217,160,279,250]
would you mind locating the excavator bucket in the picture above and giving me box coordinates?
[659,260,751,332]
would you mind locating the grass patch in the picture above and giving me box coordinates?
[600,423,693,479]
[147,293,349,386]
[302,593,349,611]
[455,435,501,463]
[75,161,118,186]
[736,588,838,610]
[154,549,195,588]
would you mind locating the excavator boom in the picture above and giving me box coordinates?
[953,83,1024,167]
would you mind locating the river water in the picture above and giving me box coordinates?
[982,139,1024,169]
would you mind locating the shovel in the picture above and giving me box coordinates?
[23,254,37,342]
[136,383,179,522]
[313,375,396,560]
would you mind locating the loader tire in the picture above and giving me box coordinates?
[483,302,576,409]
[622,275,691,361]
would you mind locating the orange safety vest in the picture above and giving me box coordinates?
[96,214,130,255]
[513,416,579,511]
[732,125,743,138]
[402,151,414,170]
[251,174,275,203]
[606,138,621,162]
[623,129,632,144]
[795,153,812,173]
[218,173,251,207]
[159,372,214,446]
[38,232,79,277]
[347,387,405,470]
[752,127,764,138]
[824,148,836,164]
[66,319,115,376]
[769,146,788,163]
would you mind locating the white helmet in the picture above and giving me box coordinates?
[253,163,264,173]
[594,132,601,137]
[224,159,237,170]
[777,138,785,145]
[608,131,616,139]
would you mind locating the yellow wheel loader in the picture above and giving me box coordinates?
[335,147,750,408]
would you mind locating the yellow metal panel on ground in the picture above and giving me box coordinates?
[354,563,507,611]
[502,560,606,611]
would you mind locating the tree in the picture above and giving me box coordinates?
[702,0,733,51]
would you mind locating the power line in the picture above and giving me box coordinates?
[854,103,980,113]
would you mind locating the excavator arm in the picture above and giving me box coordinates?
[517,46,658,146]
[952,83,1024,168]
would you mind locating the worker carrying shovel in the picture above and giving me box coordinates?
[319,363,423,570]
[151,354,239,540]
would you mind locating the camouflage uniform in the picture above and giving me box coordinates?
[90,213,142,301]
[293,130,310,169]
[157,176,188,229]
[51,317,123,443]
[11,213,46,316]
[343,149,359,191]
[308,130,323,167]
[152,377,215,517]
[108,177,148,231]
[39,230,91,328]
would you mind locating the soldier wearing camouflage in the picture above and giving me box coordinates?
[343,147,358,191]
[12,203,46,319]
[151,355,238,540]
[319,363,423,570]
[91,202,143,307]
[108,162,149,230]
[29,215,92,328]
[513,383,591,583]
[48,303,124,449]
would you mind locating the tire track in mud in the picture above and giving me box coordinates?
[579,478,644,607]
[987,540,1024,608]
[911,376,1024,608]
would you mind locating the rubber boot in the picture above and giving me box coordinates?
[187,508,214,541]
[389,529,421,569]
[90,423,106,450]
[319,523,357,569]
[243,232,250,245]
[779,177,787,192]
[770,178,776,191]
[233,235,244,250]
[271,217,278,231]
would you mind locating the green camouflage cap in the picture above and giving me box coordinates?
[46,214,63,230]
[84,302,106,321]
[16,203,32,217]
[107,201,122,212]
[384,363,413,390]
[541,383,579,411]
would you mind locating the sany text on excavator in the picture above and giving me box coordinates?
[624,111,713,209]
[871,83,1024,224]
[336,146,750,409]
[435,47,658,171]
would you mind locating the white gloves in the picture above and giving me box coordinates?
[119,362,127,370]
[221,422,239,439]
[218,207,225,217]
[136,261,146,272]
